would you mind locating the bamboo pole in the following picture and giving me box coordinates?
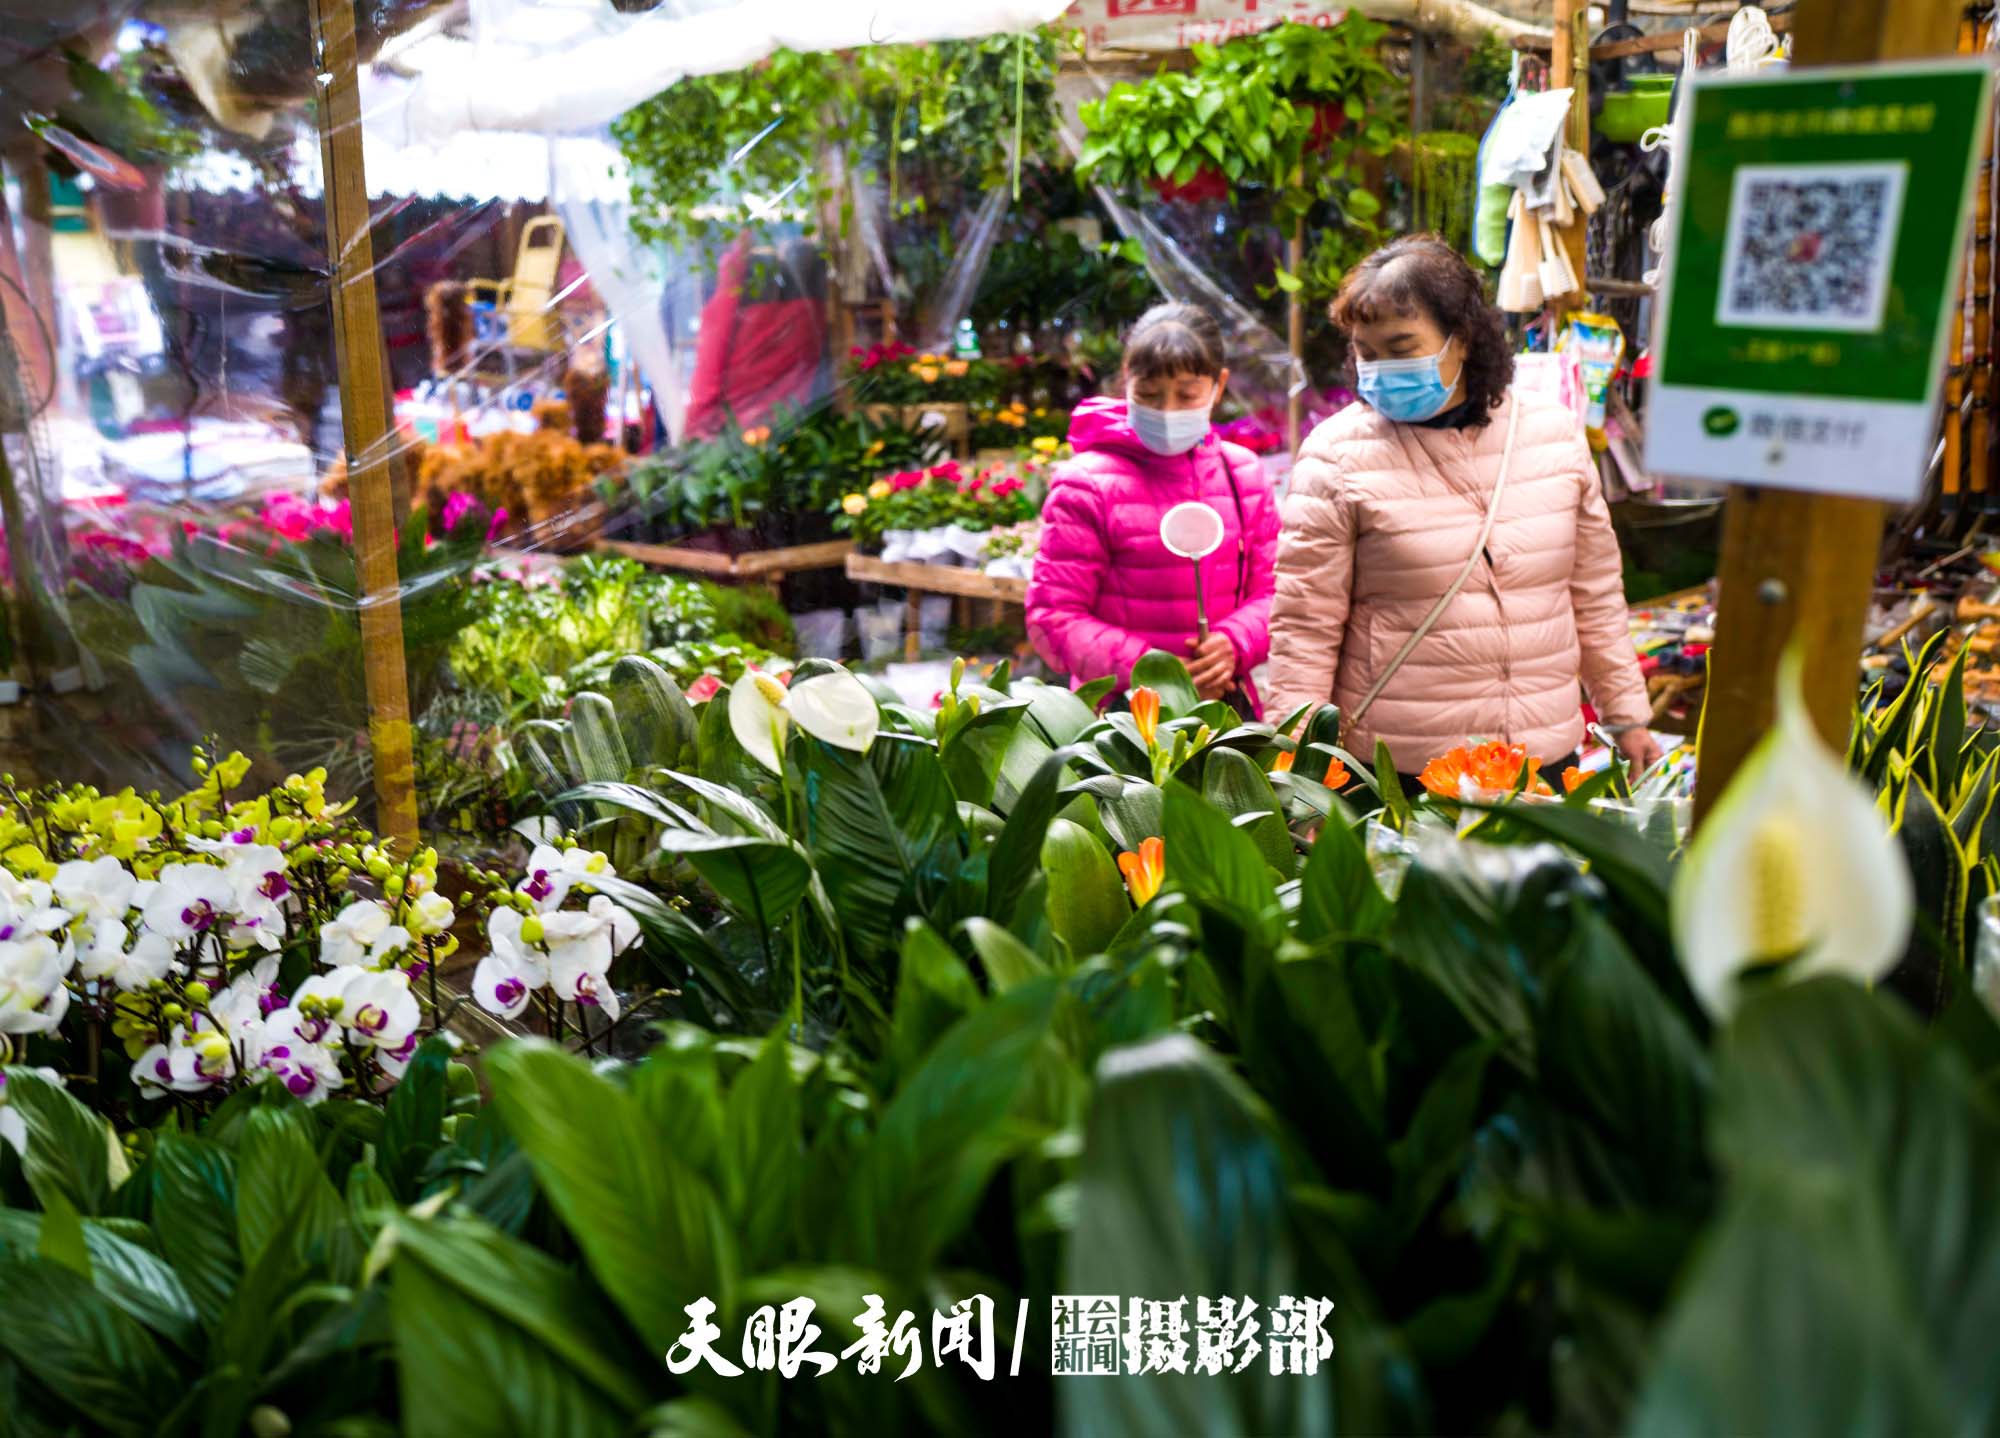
[1946,10,1978,512]
[307,0,420,852]
[1287,213,1304,458]
[1548,0,1592,320]
[1975,12,1996,506]
[1693,0,1965,820]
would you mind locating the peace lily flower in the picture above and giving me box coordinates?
[731,668,792,774]
[783,670,880,754]
[1672,652,1914,1019]
[1118,837,1166,907]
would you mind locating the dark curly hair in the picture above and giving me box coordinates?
[1330,235,1513,425]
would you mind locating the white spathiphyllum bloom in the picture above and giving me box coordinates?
[517,845,610,913]
[332,968,421,1054]
[473,908,544,1018]
[1672,652,1915,1020]
[53,856,137,924]
[783,670,881,754]
[142,864,236,942]
[0,935,71,1035]
[320,899,395,967]
[730,668,792,774]
[406,891,455,938]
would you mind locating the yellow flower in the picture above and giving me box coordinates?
[866,440,884,458]
[1032,436,1060,456]
[943,359,969,378]
[915,365,941,384]
[742,426,772,447]
[842,493,868,516]
[867,479,892,501]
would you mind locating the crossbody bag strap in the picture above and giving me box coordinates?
[1345,398,1522,738]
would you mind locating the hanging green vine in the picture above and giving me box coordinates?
[612,32,1065,249]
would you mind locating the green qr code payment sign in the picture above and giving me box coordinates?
[1647,59,1993,500]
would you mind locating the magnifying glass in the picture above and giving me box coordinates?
[1160,501,1227,640]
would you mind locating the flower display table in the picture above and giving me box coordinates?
[846,553,1030,661]
[592,537,855,588]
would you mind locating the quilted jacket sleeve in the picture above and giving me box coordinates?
[1568,440,1651,729]
[1025,473,1152,688]
[1265,442,1356,721]
[1213,451,1281,672]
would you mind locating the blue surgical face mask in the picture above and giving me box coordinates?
[1357,339,1458,424]
[1127,384,1216,456]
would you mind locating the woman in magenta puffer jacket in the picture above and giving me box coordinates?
[1025,304,1280,712]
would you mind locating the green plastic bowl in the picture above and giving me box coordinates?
[1600,73,1675,143]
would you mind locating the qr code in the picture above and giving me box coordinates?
[1716,162,1907,332]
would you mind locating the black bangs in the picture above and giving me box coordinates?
[1123,302,1227,382]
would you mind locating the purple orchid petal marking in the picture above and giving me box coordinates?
[525,871,554,902]
[260,873,291,901]
[354,1004,386,1034]
[494,977,526,1009]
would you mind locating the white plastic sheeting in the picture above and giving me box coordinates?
[167,129,631,204]
[385,0,1075,144]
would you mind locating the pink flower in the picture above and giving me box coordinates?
[685,674,722,703]
[486,507,509,543]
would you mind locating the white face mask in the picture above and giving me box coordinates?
[1127,383,1216,456]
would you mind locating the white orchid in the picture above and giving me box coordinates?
[206,957,283,1048]
[1672,652,1915,1019]
[330,967,421,1054]
[0,869,66,933]
[53,856,137,924]
[132,1023,237,1095]
[319,899,409,967]
[250,1017,345,1105]
[783,670,881,754]
[730,668,792,774]
[0,935,70,1035]
[76,921,177,992]
[142,864,236,942]
[517,845,610,913]
[405,890,455,937]
[543,896,640,1022]
[473,908,544,1018]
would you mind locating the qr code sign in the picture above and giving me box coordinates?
[1716,161,1907,332]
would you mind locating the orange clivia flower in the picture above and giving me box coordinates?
[1131,687,1161,749]
[1323,755,1350,788]
[1562,765,1587,794]
[1418,741,1552,799]
[1118,836,1165,906]
[1271,749,1296,773]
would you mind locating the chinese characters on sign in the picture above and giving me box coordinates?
[1059,0,1346,54]
[662,1293,1335,1380]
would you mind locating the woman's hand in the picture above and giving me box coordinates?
[1187,631,1238,701]
[1617,727,1664,779]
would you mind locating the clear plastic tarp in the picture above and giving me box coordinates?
[0,0,1512,869]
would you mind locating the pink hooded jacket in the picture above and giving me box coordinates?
[1265,390,1650,772]
[1026,398,1279,709]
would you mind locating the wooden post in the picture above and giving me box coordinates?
[1971,11,1995,506]
[308,0,421,852]
[1692,0,1965,821]
[1549,0,1591,317]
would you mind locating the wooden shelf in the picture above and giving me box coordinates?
[846,554,1029,603]
[593,537,853,581]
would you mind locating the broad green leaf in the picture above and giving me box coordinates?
[0,1212,198,1353]
[891,921,981,1082]
[151,1134,240,1329]
[842,978,1059,1276]
[796,733,964,959]
[659,829,812,933]
[1163,782,1276,927]
[2,1068,113,1216]
[1297,813,1391,944]
[34,1192,90,1281]
[0,1257,176,1436]
[1041,818,1129,961]
[1065,1035,1324,1437]
[1131,650,1201,719]
[1203,748,1293,876]
[963,916,1049,991]
[381,1037,452,1202]
[235,1105,343,1271]
[722,1031,801,1272]
[485,1041,736,1354]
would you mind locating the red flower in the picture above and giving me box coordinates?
[685,674,722,703]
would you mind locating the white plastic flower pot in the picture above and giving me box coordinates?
[943,524,991,561]
[794,608,848,660]
[908,527,955,564]
[857,609,905,662]
[881,529,916,564]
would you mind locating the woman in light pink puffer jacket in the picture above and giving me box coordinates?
[1266,237,1656,781]
[1026,305,1280,713]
